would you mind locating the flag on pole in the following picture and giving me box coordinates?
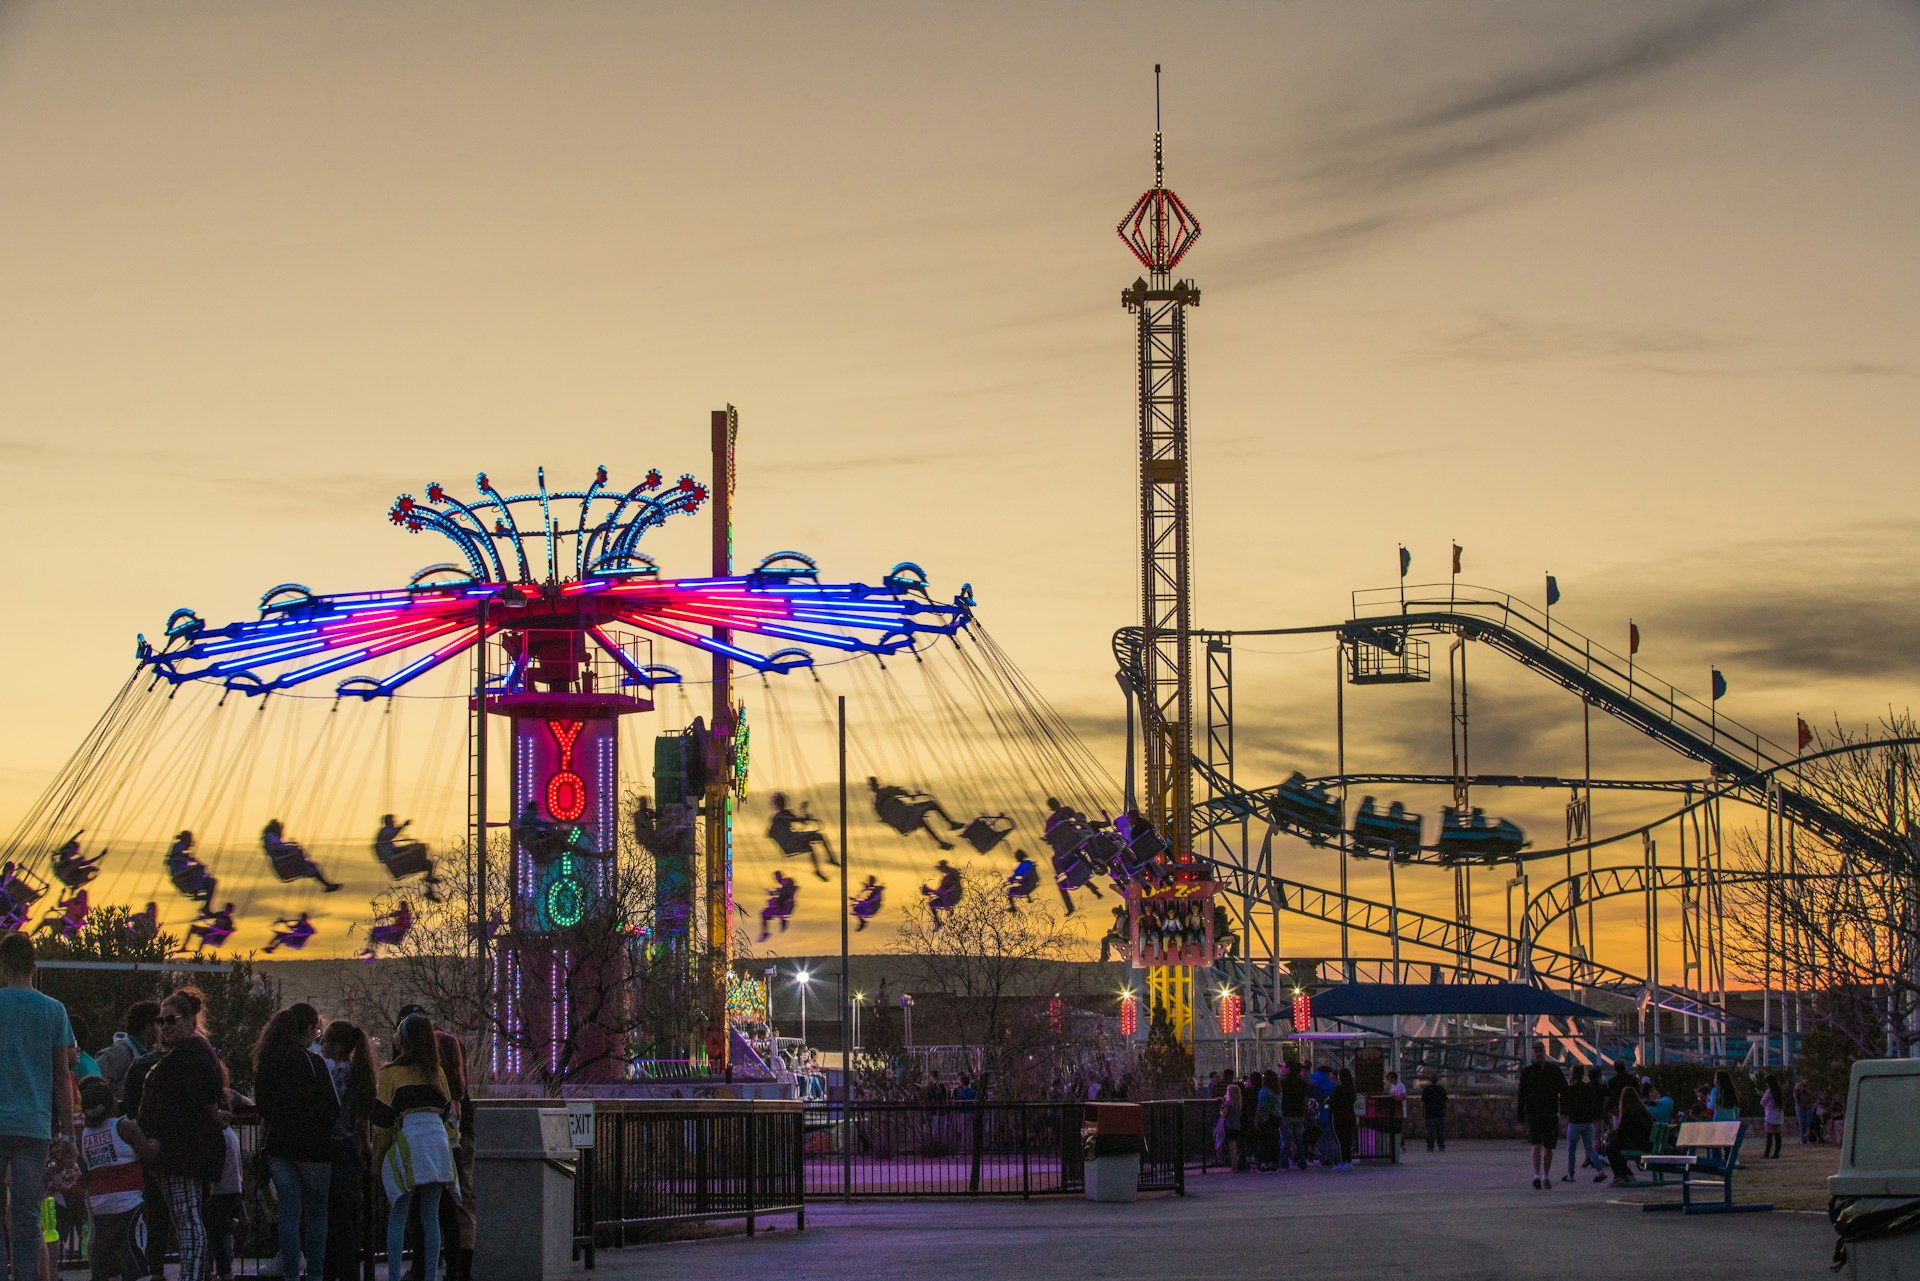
[1797,716,1812,751]
[1629,622,1640,655]
[1399,546,1411,579]
[1545,574,1560,607]
[1711,669,1727,701]
[1451,543,1463,575]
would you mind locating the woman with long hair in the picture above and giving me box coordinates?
[1760,1074,1785,1158]
[1603,1087,1653,1186]
[372,1014,456,1281]
[1709,1070,1740,1122]
[320,1021,377,1281]
[136,987,228,1281]
[254,1002,340,1281]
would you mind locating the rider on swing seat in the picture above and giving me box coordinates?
[869,778,964,850]
[768,793,838,882]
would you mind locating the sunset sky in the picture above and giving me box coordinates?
[3,1,1918,978]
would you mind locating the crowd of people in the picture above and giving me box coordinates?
[0,930,475,1281]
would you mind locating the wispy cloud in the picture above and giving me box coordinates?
[1438,315,1744,366]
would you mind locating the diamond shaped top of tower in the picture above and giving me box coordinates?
[1118,187,1200,274]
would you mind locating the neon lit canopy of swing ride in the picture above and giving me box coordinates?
[137,466,975,698]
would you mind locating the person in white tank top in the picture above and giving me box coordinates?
[77,1078,157,1281]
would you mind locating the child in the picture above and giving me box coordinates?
[206,1105,246,1281]
[77,1077,158,1281]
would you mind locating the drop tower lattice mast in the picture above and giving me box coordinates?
[1120,66,1202,1045]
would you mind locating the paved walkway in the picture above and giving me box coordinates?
[593,1141,1832,1281]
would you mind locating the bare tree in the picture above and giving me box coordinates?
[890,858,1090,1097]
[1720,711,1920,1061]
[336,794,717,1085]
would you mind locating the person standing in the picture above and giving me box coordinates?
[320,1021,377,1281]
[1560,1064,1606,1182]
[1253,1071,1280,1172]
[1330,1068,1359,1170]
[1279,1061,1310,1171]
[92,1003,160,1104]
[1793,1079,1813,1145]
[1218,1079,1243,1172]
[1385,1071,1408,1154]
[373,1014,456,1281]
[254,1003,339,1281]
[1420,1075,1448,1151]
[1760,1075,1785,1159]
[0,932,75,1281]
[76,1076,156,1281]
[119,1037,171,1281]
[1516,1042,1567,1190]
[136,987,228,1281]
[435,1029,476,1281]
[1644,1080,1675,1127]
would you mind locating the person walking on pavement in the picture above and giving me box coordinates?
[0,931,76,1281]
[1560,1064,1607,1183]
[1517,1041,1568,1190]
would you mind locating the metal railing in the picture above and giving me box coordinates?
[796,1099,1212,1197]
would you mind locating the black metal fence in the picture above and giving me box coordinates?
[48,1097,1247,1274]
[794,1099,1210,1198]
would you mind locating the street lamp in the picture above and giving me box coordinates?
[762,964,778,1054]
[795,968,812,1048]
[901,993,914,1049]
[852,991,867,1051]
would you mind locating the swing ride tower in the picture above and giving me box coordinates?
[127,463,974,1082]
[1120,66,1203,1045]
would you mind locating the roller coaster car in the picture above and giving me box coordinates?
[1350,797,1423,857]
[960,815,1015,855]
[1267,772,1342,841]
[1436,807,1527,862]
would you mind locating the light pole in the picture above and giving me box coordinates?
[852,992,866,1051]
[901,993,914,1050]
[796,968,812,1049]
[763,964,778,1061]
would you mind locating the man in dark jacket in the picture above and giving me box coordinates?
[1421,1075,1449,1151]
[1279,1061,1311,1170]
[1516,1041,1568,1190]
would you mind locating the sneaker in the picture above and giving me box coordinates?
[1607,1176,1628,1187]
[1560,1174,1573,1182]
[1594,1172,1608,1182]
[1532,1178,1542,1189]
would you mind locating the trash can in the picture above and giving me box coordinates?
[1082,1102,1144,1203]
[1829,1058,1920,1280]
[474,1107,577,1280]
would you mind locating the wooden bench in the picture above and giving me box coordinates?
[1639,1120,1771,1214]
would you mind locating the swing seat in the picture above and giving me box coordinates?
[924,886,961,911]
[266,842,312,882]
[53,860,100,890]
[1044,822,1091,859]
[876,798,924,836]
[198,923,234,947]
[1126,826,1170,864]
[852,896,882,920]
[1081,830,1121,873]
[960,816,1014,854]
[377,841,432,879]
[368,921,409,947]
[1,867,48,909]
[275,928,314,951]
[770,824,823,857]
[169,863,213,899]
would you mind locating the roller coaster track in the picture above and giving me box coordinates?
[1205,848,1737,1025]
[1117,585,1906,867]
[1521,865,1840,942]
